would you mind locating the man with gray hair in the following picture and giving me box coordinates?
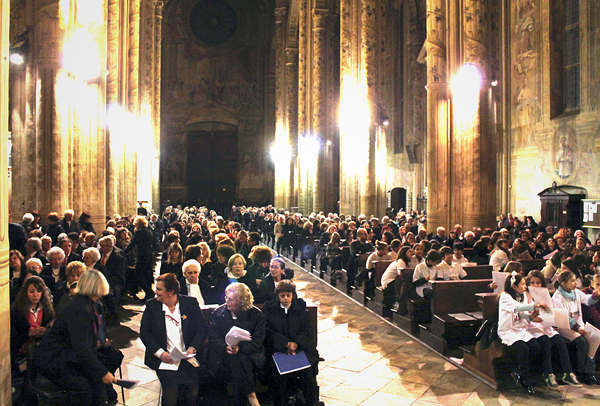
[60,209,80,233]
[97,235,126,325]
[21,213,34,235]
[179,259,212,306]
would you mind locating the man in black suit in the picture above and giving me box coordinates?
[178,259,213,305]
[96,236,126,324]
[9,222,28,255]
[59,238,82,265]
[60,209,80,234]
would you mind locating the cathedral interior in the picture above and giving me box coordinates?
[2,0,600,403]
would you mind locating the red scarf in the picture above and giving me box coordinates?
[27,307,43,330]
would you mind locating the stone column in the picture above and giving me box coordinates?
[106,0,122,217]
[360,0,377,216]
[456,0,496,231]
[425,0,450,231]
[285,47,299,209]
[296,0,308,214]
[152,0,163,213]
[339,0,359,216]
[125,0,140,215]
[34,3,68,217]
[1,0,12,400]
[274,6,288,209]
[312,8,329,213]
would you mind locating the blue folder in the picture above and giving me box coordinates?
[272,350,311,375]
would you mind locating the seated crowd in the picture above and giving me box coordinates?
[8,206,316,406]
[8,204,600,404]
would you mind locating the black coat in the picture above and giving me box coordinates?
[207,304,266,373]
[33,295,108,380]
[94,248,126,288]
[9,222,28,255]
[124,227,154,266]
[44,223,65,245]
[256,274,290,304]
[10,307,54,369]
[60,219,80,234]
[139,295,208,371]
[178,277,214,305]
[263,298,319,367]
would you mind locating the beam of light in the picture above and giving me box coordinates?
[63,28,100,80]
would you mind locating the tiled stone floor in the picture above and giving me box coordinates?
[109,257,600,406]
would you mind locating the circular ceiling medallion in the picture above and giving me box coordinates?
[189,0,238,46]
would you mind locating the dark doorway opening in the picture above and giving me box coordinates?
[187,122,238,206]
[390,187,407,214]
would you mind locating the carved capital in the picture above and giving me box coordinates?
[285,47,298,64]
[154,0,164,17]
[275,7,287,22]
[312,8,329,28]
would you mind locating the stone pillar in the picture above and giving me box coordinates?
[425,0,450,231]
[360,0,377,216]
[285,47,299,209]
[312,8,329,213]
[456,0,496,231]
[274,6,288,209]
[34,3,68,217]
[126,0,140,216]
[1,0,12,399]
[296,0,308,214]
[152,0,163,213]
[106,0,122,217]
[339,0,359,216]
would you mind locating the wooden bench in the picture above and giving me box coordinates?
[463,265,493,280]
[366,260,395,315]
[391,268,418,333]
[518,258,546,272]
[418,279,492,356]
[352,253,374,304]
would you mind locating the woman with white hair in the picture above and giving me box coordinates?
[32,270,116,406]
[83,247,101,270]
[208,283,265,406]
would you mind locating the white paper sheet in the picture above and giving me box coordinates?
[584,322,600,358]
[225,326,252,346]
[169,347,195,362]
[528,287,553,309]
[448,313,476,321]
[466,311,483,320]
[492,272,509,294]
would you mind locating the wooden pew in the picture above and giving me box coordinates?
[463,265,493,280]
[461,293,507,388]
[391,268,419,334]
[352,253,374,304]
[367,260,394,315]
[518,258,546,272]
[418,279,492,356]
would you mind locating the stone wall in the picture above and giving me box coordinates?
[510,0,600,220]
[160,0,274,206]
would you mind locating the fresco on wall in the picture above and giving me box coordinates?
[551,125,578,183]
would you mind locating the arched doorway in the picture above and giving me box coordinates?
[390,187,407,214]
[187,122,238,205]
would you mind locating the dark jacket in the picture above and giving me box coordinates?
[256,274,291,304]
[59,219,80,234]
[44,223,65,245]
[263,298,319,367]
[207,304,266,373]
[95,248,126,288]
[582,286,600,328]
[10,306,54,369]
[124,227,154,266]
[33,294,108,380]
[178,277,214,305]
[139,295,208,371]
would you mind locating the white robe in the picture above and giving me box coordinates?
[498,292,535,346]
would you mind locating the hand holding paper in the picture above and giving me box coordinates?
[226,326,252,346]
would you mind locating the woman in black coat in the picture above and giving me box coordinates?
[32,270,116,406]
[10,276,55,372]
[263,280,319,406]
[124,215,155,300]
[140,273,208,406]
[208,282,265,406]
